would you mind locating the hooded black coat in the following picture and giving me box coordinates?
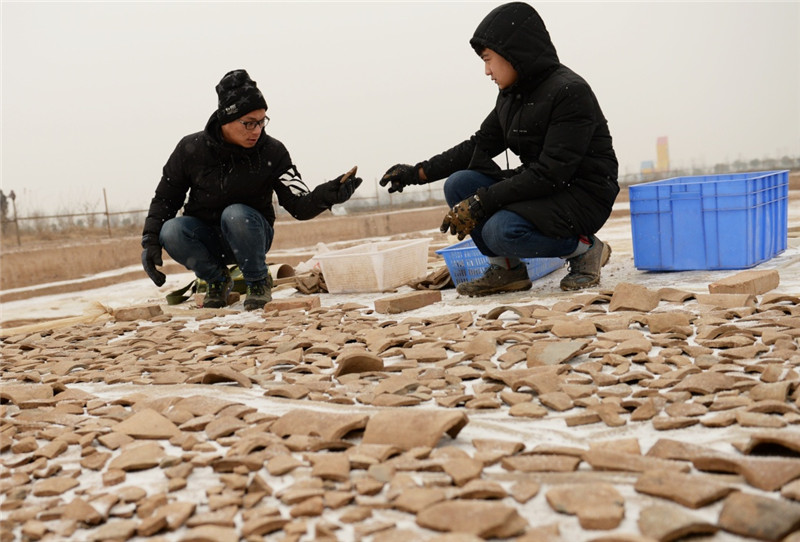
[420,2,619,239]
[142,113,333,244]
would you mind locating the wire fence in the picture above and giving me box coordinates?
[3,164,797,247]
[0,185,450,247]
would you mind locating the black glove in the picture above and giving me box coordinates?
[379,163,423,193]
[141,238,166,287]
[319,174,363,206]
[440,195,486,241]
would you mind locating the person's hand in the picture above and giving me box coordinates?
[440,195,486,241]
[320,168,363,206]
[141,240,166,286]
[379,164,421,193]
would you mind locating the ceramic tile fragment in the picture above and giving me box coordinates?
[374,290,442,314]
[502,454,581,473]
[333,350,384,377]
[108,442,164,471]
[112,408,181,439]
[708,269,779,296]
[362,410,468,450]
[32,476,79,496]
[526,339,588,366]
[717,491,800,541]
[637,504,718,541]
[270,409,369,441]
[545,483,624,529]
[609,283,660,312]
[634,469,734,508]
[200,366,252,388]
[416,501,527,538]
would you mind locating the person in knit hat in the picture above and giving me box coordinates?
[379,2,618,296]
[142,69,362,310]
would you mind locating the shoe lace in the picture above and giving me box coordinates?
[207,281,226,295]
[247,281,266,296]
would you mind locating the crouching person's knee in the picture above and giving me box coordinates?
[158,218,184,248]
[480,215,520,254]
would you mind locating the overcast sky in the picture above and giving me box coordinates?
[2,1,799,216]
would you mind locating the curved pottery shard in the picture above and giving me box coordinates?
[362,410,469,450]
[270,409,369,441]
[416,500,527,538]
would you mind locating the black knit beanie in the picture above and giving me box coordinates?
[215,69,268,125]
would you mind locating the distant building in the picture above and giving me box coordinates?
[656,136,670,172]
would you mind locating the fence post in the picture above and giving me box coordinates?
[11,193,20,247]
[103,188,112,238]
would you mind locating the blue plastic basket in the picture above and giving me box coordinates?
[435,239,564,286]
[629,170,788,271]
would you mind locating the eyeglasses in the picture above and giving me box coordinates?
[238,116,270,131]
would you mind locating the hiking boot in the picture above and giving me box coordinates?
[202,271,233,308]
[244,277,273,311]
[456,264,532,297]
[560,236,612,291]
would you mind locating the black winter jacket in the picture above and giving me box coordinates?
[142,112,333,244]
[421,2,619,239]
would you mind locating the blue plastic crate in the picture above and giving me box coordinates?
[629,170,788,271]
[435,239,564,286]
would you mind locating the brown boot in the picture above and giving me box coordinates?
[560,236,611,291]
[456,264,532,297]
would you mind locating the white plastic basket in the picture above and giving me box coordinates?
[314,238,431,293]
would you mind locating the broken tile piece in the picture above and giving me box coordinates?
[736,430,800,455]
[584,450,689,474]
[416,501,528,538]
[442,457,484,487]
[362,410,468,451]
[309,452,351,482]
[526,339,588,366]
[270,409,369,441]
[509,481,540,504]
[112,408,181,439]
[708,269,779,296]
[200,366,252,388]
[392,487,447,514]
[89,520,138,541]
[454,479,506,500]
[609,283,660,312]
[108,442,165,471]
[334,350,384,377]
[717,491,800,541]
[695,293,756,308]
[0,384,53,405]
[634,469,734,508]
[32,476,79,497]
[638,504,718,541]
[550,319,597,339]
[502,454,581,473]
[374,290,442,314]
[545,483,625,530]
[180,525,238,542]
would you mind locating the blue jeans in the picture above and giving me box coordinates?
[160,204,273,283]
[443,170,579,258]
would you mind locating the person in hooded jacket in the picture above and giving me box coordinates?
[141,69,362,310]
[380,2,618,296]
